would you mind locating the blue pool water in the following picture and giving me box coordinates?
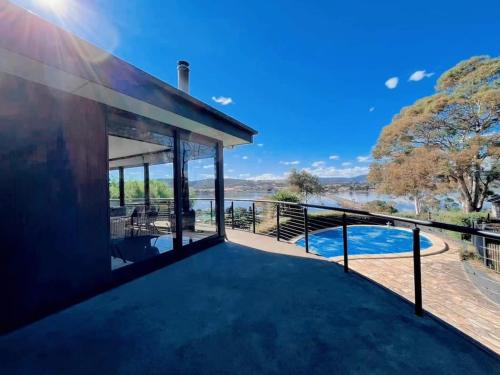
[295,225,433,258]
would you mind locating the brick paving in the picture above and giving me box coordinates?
[226,229,500,353]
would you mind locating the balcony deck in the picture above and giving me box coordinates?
[228,229,500,353]
[0,241,498,374]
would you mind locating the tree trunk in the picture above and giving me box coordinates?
[414,196,421,215]
[457,175,489,213]
[456,175,476,213]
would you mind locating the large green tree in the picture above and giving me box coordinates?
[370,56,500,213]
[287,169,325,202]
[369,148,445,214]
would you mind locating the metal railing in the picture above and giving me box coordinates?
[223,198,500,316]
[108,196,500,316]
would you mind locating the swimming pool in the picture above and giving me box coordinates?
[295,225,433,258]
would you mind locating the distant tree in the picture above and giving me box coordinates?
[371,56,500,213]
[108,179,174,201]
[124,180,144,200]
[150,180,174,199]
[109,179,120,200]
[287,169,325,202]
[363,200,398,214]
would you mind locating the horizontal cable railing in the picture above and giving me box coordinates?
[223,198,500,317]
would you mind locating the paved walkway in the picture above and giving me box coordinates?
[227,229,500,353]
[1,241,498,374]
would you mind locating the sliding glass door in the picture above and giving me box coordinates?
[180,135,218,244]
[107,111,176,270]
[107,110,222,271]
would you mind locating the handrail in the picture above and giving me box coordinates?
[221,197,500,315]
[224,198,500,240]
[109,197,500,240]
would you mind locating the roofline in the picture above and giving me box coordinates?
[0,2,257,145]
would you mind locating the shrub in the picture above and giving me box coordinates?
[432,210,489,227]
[459,244,477,261]
[270,189,301,203]
[363,200,398,214]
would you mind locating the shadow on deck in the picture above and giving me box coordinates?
[0,241,497,374]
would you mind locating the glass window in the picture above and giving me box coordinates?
[108,128,176,270]
[123,166,145,205]
[109,169,120,207]
[180,138,218,244]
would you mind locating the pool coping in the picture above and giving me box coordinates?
[291,224,448,261]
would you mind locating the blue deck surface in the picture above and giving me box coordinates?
[0,242,497,374]
[296,225,432,257]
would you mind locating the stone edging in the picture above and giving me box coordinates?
[290,225,448,261]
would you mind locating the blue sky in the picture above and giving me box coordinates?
[12,0,500,180]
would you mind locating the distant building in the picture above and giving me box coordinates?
[488,195,500,218]
[0,3,256,332]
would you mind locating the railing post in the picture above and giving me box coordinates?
[304,207,309,253]
[231,201,235,229]
[276,203,280,241]
[210,200,213,225]
[252,202,256,234]
[413,226,423,316]
[342,213,348,272]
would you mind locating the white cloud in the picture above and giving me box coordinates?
[280,160,300,165]
[409,70,434,82]
[356,155,372,163]
[342,162,352,166]
[227,169,235,173]
[304,166,369,178]
[199,173,215,179]
[257,143,264,147]
[385,77,399,89]
[369,107,375,112]
[329,155,339,160]
[242,156,249,160]
[239,173,250,178]
[246,173,288,181]
[311,161,325,168]
[211,96,233,105]
[202,164,213,169]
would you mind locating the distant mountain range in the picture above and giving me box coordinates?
[159,175,369,190]
[223,175,367,185]
[318,175,368,184]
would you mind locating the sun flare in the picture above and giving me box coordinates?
[38,0,67,13]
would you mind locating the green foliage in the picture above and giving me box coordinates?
[432,211,489,227]
[363,200,398,214]
[150,180,174,199]
[109,180,120,199]
[400,210,489,227]
[270,189,301,203]
[108,179,173,200]
[371,55,500,213]
[287,169,325,202]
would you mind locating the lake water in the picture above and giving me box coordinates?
[195,189,492,213]
[193,190,416,212]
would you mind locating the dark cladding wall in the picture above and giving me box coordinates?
[0,73,110,331]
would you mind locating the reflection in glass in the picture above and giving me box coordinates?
[181,139,217,243]
[108,132,177,270]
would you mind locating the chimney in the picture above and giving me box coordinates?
[177,60,190,94]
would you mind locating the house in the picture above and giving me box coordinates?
[0,2,256,332]
[488,194,500,219]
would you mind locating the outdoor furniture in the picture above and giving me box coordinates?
[154,204,175,234]
[110,217,129,239]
